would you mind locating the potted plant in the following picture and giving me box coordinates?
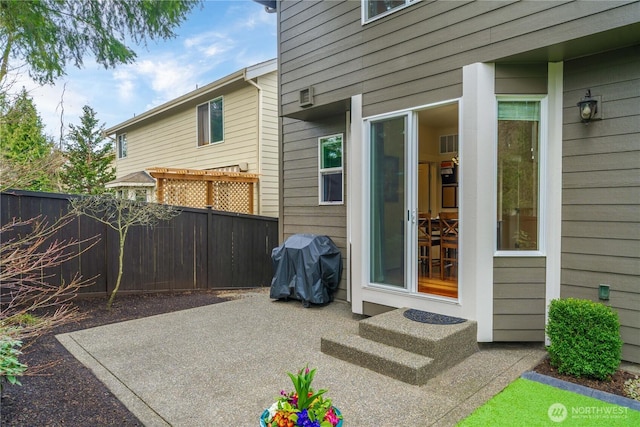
[261,365,343,427]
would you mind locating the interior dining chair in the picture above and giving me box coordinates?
[439,212,458,281]
[418,212,440,278]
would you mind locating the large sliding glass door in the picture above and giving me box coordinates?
[367,101,460,298]
[369,115,410,288]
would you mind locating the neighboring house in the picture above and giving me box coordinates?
[105,59,279,217]
[106,170,156,202]
[265,1,640,363]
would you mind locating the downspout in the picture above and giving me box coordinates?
[245,75,263,215]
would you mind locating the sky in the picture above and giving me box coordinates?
[10,0,277,144]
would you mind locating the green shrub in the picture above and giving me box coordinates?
[0,335,27,390]
[546,298,622,380]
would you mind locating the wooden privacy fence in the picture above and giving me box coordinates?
[148,167,259,213]
[0,190,278,297]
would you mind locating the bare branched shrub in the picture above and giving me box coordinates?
[70,194,180,308]
[0,213,97,342]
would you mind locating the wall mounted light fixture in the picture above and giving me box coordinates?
[577,89,600,124]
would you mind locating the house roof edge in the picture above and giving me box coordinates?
[105,58,277,135]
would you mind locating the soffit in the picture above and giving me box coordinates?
[282,99,351,121]
[496,22,640,64]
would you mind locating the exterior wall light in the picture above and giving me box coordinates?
[577,89,600,123]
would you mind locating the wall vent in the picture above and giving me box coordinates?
[299,86,314,107]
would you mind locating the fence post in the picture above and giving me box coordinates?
[206,205,214,290]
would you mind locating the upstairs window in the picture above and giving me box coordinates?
[117,134,127,158]
[319,134,344,204]
[364,0,415,22]
[197,97,224,146]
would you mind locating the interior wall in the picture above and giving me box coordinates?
[418,106,459,216]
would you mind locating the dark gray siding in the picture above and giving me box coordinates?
[495,63,547,95]
[493,257,547,341]
[280,1,362,115]
[561,45,640,364]
[278,0,640,359]
[281,114,348,300]
[280,1,638,118]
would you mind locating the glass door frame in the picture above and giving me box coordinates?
[363,99,461,297]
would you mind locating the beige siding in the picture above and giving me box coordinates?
[116,85,259,175]
[114,72,281,216]
[281,114,348,300]
[258,72,280,218]
[561,46,640,363]
[493,257,546,341]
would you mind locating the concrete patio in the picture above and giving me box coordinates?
[57,289,546,426]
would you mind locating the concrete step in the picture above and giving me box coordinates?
[321,333,436,385]
[359,308,478,371]
[321,307,478,385]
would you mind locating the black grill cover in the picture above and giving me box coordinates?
[270,234,342,306]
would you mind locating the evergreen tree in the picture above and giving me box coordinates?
[0,88,60,191]
[61,105,115,195]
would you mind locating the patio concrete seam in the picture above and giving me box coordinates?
[56,333,171,427]
[522,371,640,411]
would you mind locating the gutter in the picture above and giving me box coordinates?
[245,73,263,215]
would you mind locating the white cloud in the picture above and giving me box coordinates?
[133,58,198,100]
[203,42,231,58]
[113,69,137,102]
[184,31,235,59]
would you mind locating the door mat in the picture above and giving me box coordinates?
[403,309,466,325]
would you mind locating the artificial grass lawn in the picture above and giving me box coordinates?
[458,378,640,426]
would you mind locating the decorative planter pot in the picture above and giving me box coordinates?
[260,407,343,427]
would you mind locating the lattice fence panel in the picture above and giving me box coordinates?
[163,180,208,208]
[211,181,252,214]
[150,168,258,214]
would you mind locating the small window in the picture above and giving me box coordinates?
[319,134,344,204]
[197,97,224,146]
[117,134,127,158]
[364,0,415,22]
